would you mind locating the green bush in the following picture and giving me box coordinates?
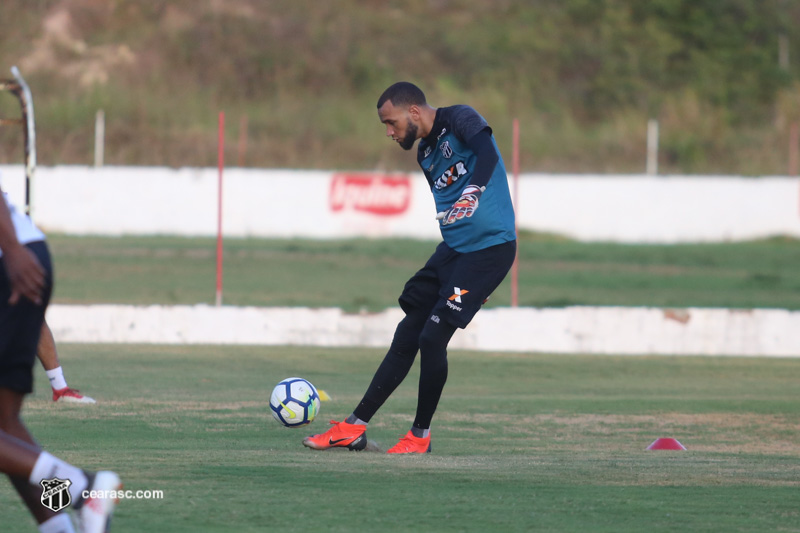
[1,0,798,174]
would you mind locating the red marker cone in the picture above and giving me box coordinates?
[646,438,687,450]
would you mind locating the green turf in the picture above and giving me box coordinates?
[2,345,798,532]
[45,233,800,311]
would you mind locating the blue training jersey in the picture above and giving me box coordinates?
[417,105,516,253]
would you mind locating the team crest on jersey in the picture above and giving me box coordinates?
[439,141,453,159]
[434,161,468,190]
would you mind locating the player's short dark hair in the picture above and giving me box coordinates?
[377,82,427,109]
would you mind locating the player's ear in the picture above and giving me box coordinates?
[407,104,421,121]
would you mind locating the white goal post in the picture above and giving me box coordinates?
[0,66,37,215]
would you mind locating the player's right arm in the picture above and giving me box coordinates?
[436,127,499,225]
[0,187,45,305]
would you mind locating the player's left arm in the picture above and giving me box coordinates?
[437,128,499,225]
[0,188,45,305]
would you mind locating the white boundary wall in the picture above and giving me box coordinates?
[46,304,800,357]
[3,166,798,356]
[1,165,799,242]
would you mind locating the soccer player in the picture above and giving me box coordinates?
[0,185,119,532]
[304,82,517,454]
[39,320,97,404]
[0,172,94,404]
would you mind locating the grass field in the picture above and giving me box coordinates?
[3,235,799,531]
[46,233,800,310]
[1,345,798,532]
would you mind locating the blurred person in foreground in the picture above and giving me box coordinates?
[304,81,516,454]
[0,183,118,532]
[0,172,94,404]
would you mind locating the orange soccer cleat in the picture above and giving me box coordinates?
[303,420,367,451]
[386,431,431,454]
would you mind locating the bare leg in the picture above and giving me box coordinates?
[0,387,56,524]
[37,321,96,403]
[36,320,60,372]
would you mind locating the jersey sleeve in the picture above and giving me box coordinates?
[450,105,490,143]
[465,129,499,189]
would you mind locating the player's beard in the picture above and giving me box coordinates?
[399,120,418,150]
